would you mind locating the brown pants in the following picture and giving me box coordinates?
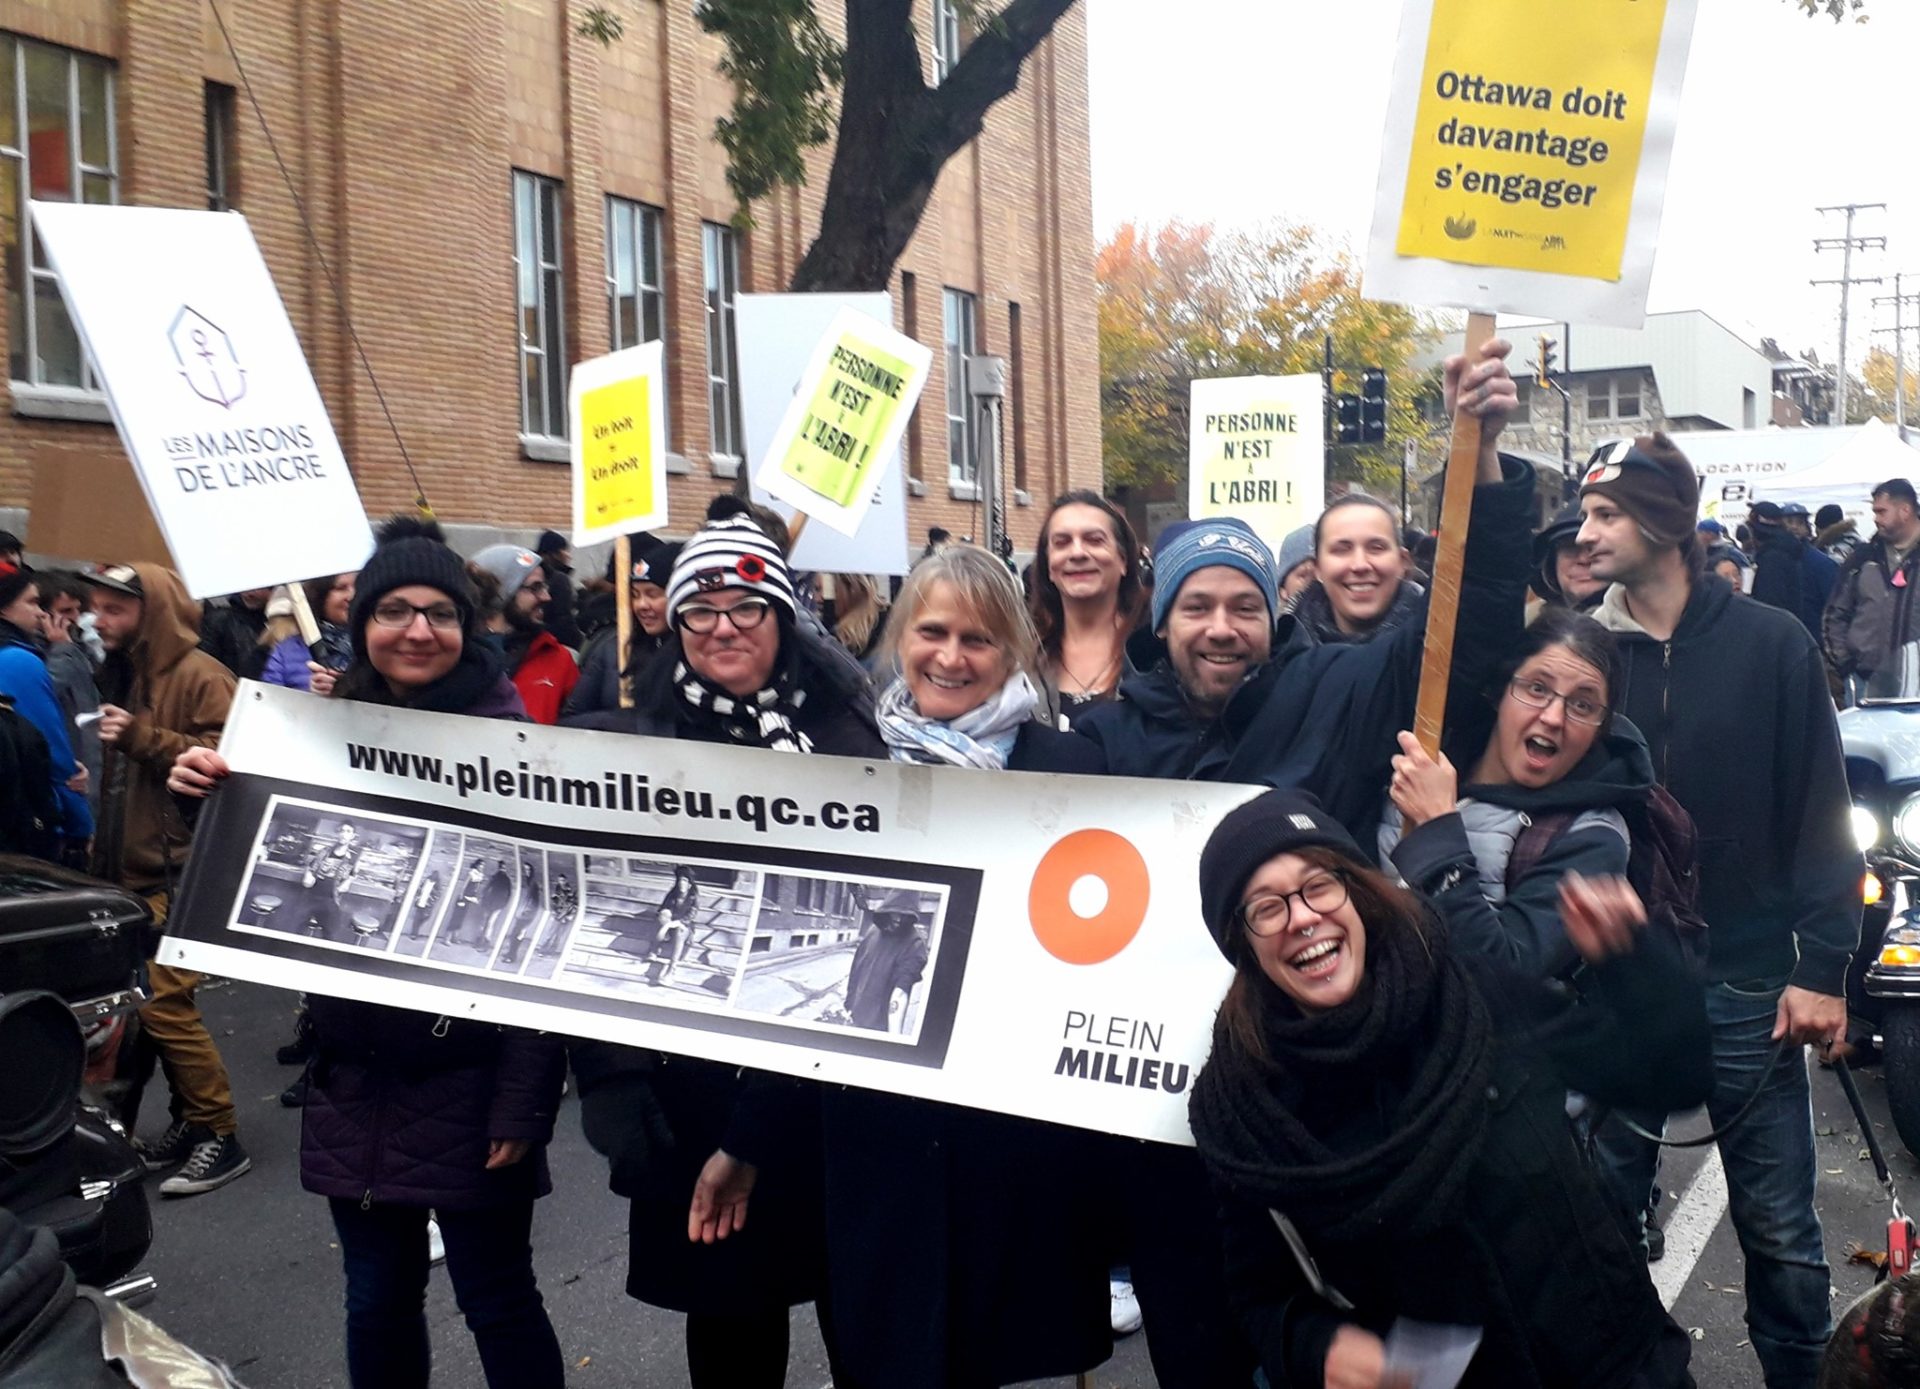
[140,892,238,1136]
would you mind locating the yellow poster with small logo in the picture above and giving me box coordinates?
[1395,0,1665,281]
[1187,376,1325,546]
[569,341,669,546]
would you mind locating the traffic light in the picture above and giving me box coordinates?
[1335,392,1362,445]
[1537,334,1558,389]
[1360,367,1388,445]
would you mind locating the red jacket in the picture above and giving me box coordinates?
[511,630,580,725]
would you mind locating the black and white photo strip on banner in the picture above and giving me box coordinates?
[222,793,959,1054]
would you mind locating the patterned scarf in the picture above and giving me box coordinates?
[672,660,813,753]
[876,672,1039,770]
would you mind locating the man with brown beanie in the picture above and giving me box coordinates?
[1577,433,1859,1389]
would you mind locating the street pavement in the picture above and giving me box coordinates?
[138,978,1908,1387]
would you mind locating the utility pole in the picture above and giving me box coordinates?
[1874,272,1920,439]
[1813,202,1887,426]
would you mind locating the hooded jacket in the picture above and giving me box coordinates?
[94,565,234,895]
[1824,531,1920,679]
[1817,518,1861,564]
[1748,524,1837,639]
[1378,718,1655,978]
[0,621,91,843]
[1076,458,1536,842]
[1288,577,1427,648]
[1594,575,1860,994]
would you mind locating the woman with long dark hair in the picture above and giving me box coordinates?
[170,517,566,1389]
[1027,490,1147,723]
[1189,789,1709,1389]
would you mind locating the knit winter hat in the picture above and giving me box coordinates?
[348,516,477,651]
[0,562,34,613]
[1529,506,1585,603]
[631,538,682,589]
[534,530,569,557]
[666,514,797,623]
[1275,525,1315,587]
[470,544,544,598]
[1150,517,1280,633]
[1198,789,1363,958]
[1579,434,1700,547]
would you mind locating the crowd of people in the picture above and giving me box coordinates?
[0,333,1884,1389]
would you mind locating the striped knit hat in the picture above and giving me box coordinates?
[665,514,797,623]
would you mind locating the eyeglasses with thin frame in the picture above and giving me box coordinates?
[371,600,463,631]
[1240,872,1349,937]
[679,596,773,634]
[1507,676,1607,727]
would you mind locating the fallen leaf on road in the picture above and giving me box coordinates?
[1690,1328,1705,1341]
[1817,1126,1837,1137]
[1828,1168,1845,1175]
[576,1356,591,1368]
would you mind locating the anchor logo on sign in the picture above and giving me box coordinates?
[167,305,248,409]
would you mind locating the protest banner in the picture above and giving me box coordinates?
[1187,375,1326,545]
[569,341,669,548]
[162,685,1250,1145]
[30,203,374,598]
[742,293,912,577]
[1362,0,1699,328]
[751,306,932,541]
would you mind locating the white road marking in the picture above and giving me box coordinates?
[1654,1147,1730,1310]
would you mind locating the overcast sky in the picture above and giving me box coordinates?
[1086,0,1919,366]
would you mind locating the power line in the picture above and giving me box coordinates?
[1874,272,1920,435]
[1812,202,1886,425]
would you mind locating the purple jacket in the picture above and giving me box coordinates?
[260,634,313,691]
[299,665,555,1210]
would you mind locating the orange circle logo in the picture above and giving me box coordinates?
[1028,829,1151,965]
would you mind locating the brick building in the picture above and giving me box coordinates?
[0,0,1100,565]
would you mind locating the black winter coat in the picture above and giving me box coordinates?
[1076,458,1535,844]
[820,722,1112,1389]
[1212,942,1712,1389]
[1592,576,1861,995]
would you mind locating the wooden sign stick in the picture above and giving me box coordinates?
[1411,310,1496,756]
[614,533,635,710]
[286,580,323,648]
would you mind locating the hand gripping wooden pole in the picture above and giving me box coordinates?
[614,533,634,710]
[1411,311,1496,756]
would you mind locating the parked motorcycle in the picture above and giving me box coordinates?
[0,854,154,1301]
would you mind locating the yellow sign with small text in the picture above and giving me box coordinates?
[1394,0,1667,282]
[1187,375,1325,547]
[579,376,655,529]
[778,334,917,510]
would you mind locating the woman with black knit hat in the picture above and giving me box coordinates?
[565,497,880,1389]
[170,517,566,1389]
[1189,788,1709,1389]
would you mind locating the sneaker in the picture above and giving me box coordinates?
[159,1131,252,1197]
[279,1077,309,1108]
[134,1119,197,1174]
[427,1216,446,1266]
[1110,1277,1143,1336]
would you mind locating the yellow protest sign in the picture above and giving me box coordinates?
[756,308,933,538]
[569,341,668,545]
[1364,0,1698,327]
[1187,375,1325,546]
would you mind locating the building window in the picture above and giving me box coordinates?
[943,288,979,486]
[703,221,743,459]
[901,271,922,479]
[205,82,235,211]
[5,38,116,391]
[513,171,566,441]
[606,196,667,434]
[1586,374,1643,422]
[931,0,962,83]
[1513,377,1533,416]
[1008,300,1028,491]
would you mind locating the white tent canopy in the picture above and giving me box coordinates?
[1667,421,1920,534]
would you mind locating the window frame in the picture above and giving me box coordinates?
[1587,374,1644,423]
[702,220,744,462]
[605,195,668,437]
[5,37,118,396]
[931,0,963,83]
[943,287,979,487]
[205,81,235,212]
[512,170,567,443]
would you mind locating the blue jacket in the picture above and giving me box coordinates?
[0,633,93,842]
[1076,458,1535,843]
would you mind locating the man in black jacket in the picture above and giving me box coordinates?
[1579,432,1859,1389]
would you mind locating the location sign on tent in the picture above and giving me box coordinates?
[569,341,669,546]
[753,307,932,538]
[30,203,375,599]
[1187,375,1326,545]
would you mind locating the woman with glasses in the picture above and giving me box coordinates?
[168,518,566,1389]
[1189,788,1708,1389]
[565,498,880,1389]
[1377,609,1658,980]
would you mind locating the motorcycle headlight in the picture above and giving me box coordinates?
[1896,793,1920,856]
[1854,806,1883,852]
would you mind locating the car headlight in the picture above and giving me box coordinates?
[1896,793,1920,856]
[1854,805,1883,852]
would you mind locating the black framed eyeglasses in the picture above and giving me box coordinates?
[1240,872,1349,937]
[1507,677,1607,727]
[679,597,773,634]
[371,600,462,630]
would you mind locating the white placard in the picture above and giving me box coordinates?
[569,341,670,547]
[741,293,912,576]
[30,203,374,597]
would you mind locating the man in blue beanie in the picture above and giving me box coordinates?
[1071,339,1533,1389]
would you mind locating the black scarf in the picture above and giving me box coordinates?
[671,659,813,752]
[1188,917,1493,1242]
[0,617,44,656]
[335,643,508,715]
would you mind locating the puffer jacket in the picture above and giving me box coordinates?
[92,565,233,895]
[1377,718,1654,978]
[1824,533,1920,679]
